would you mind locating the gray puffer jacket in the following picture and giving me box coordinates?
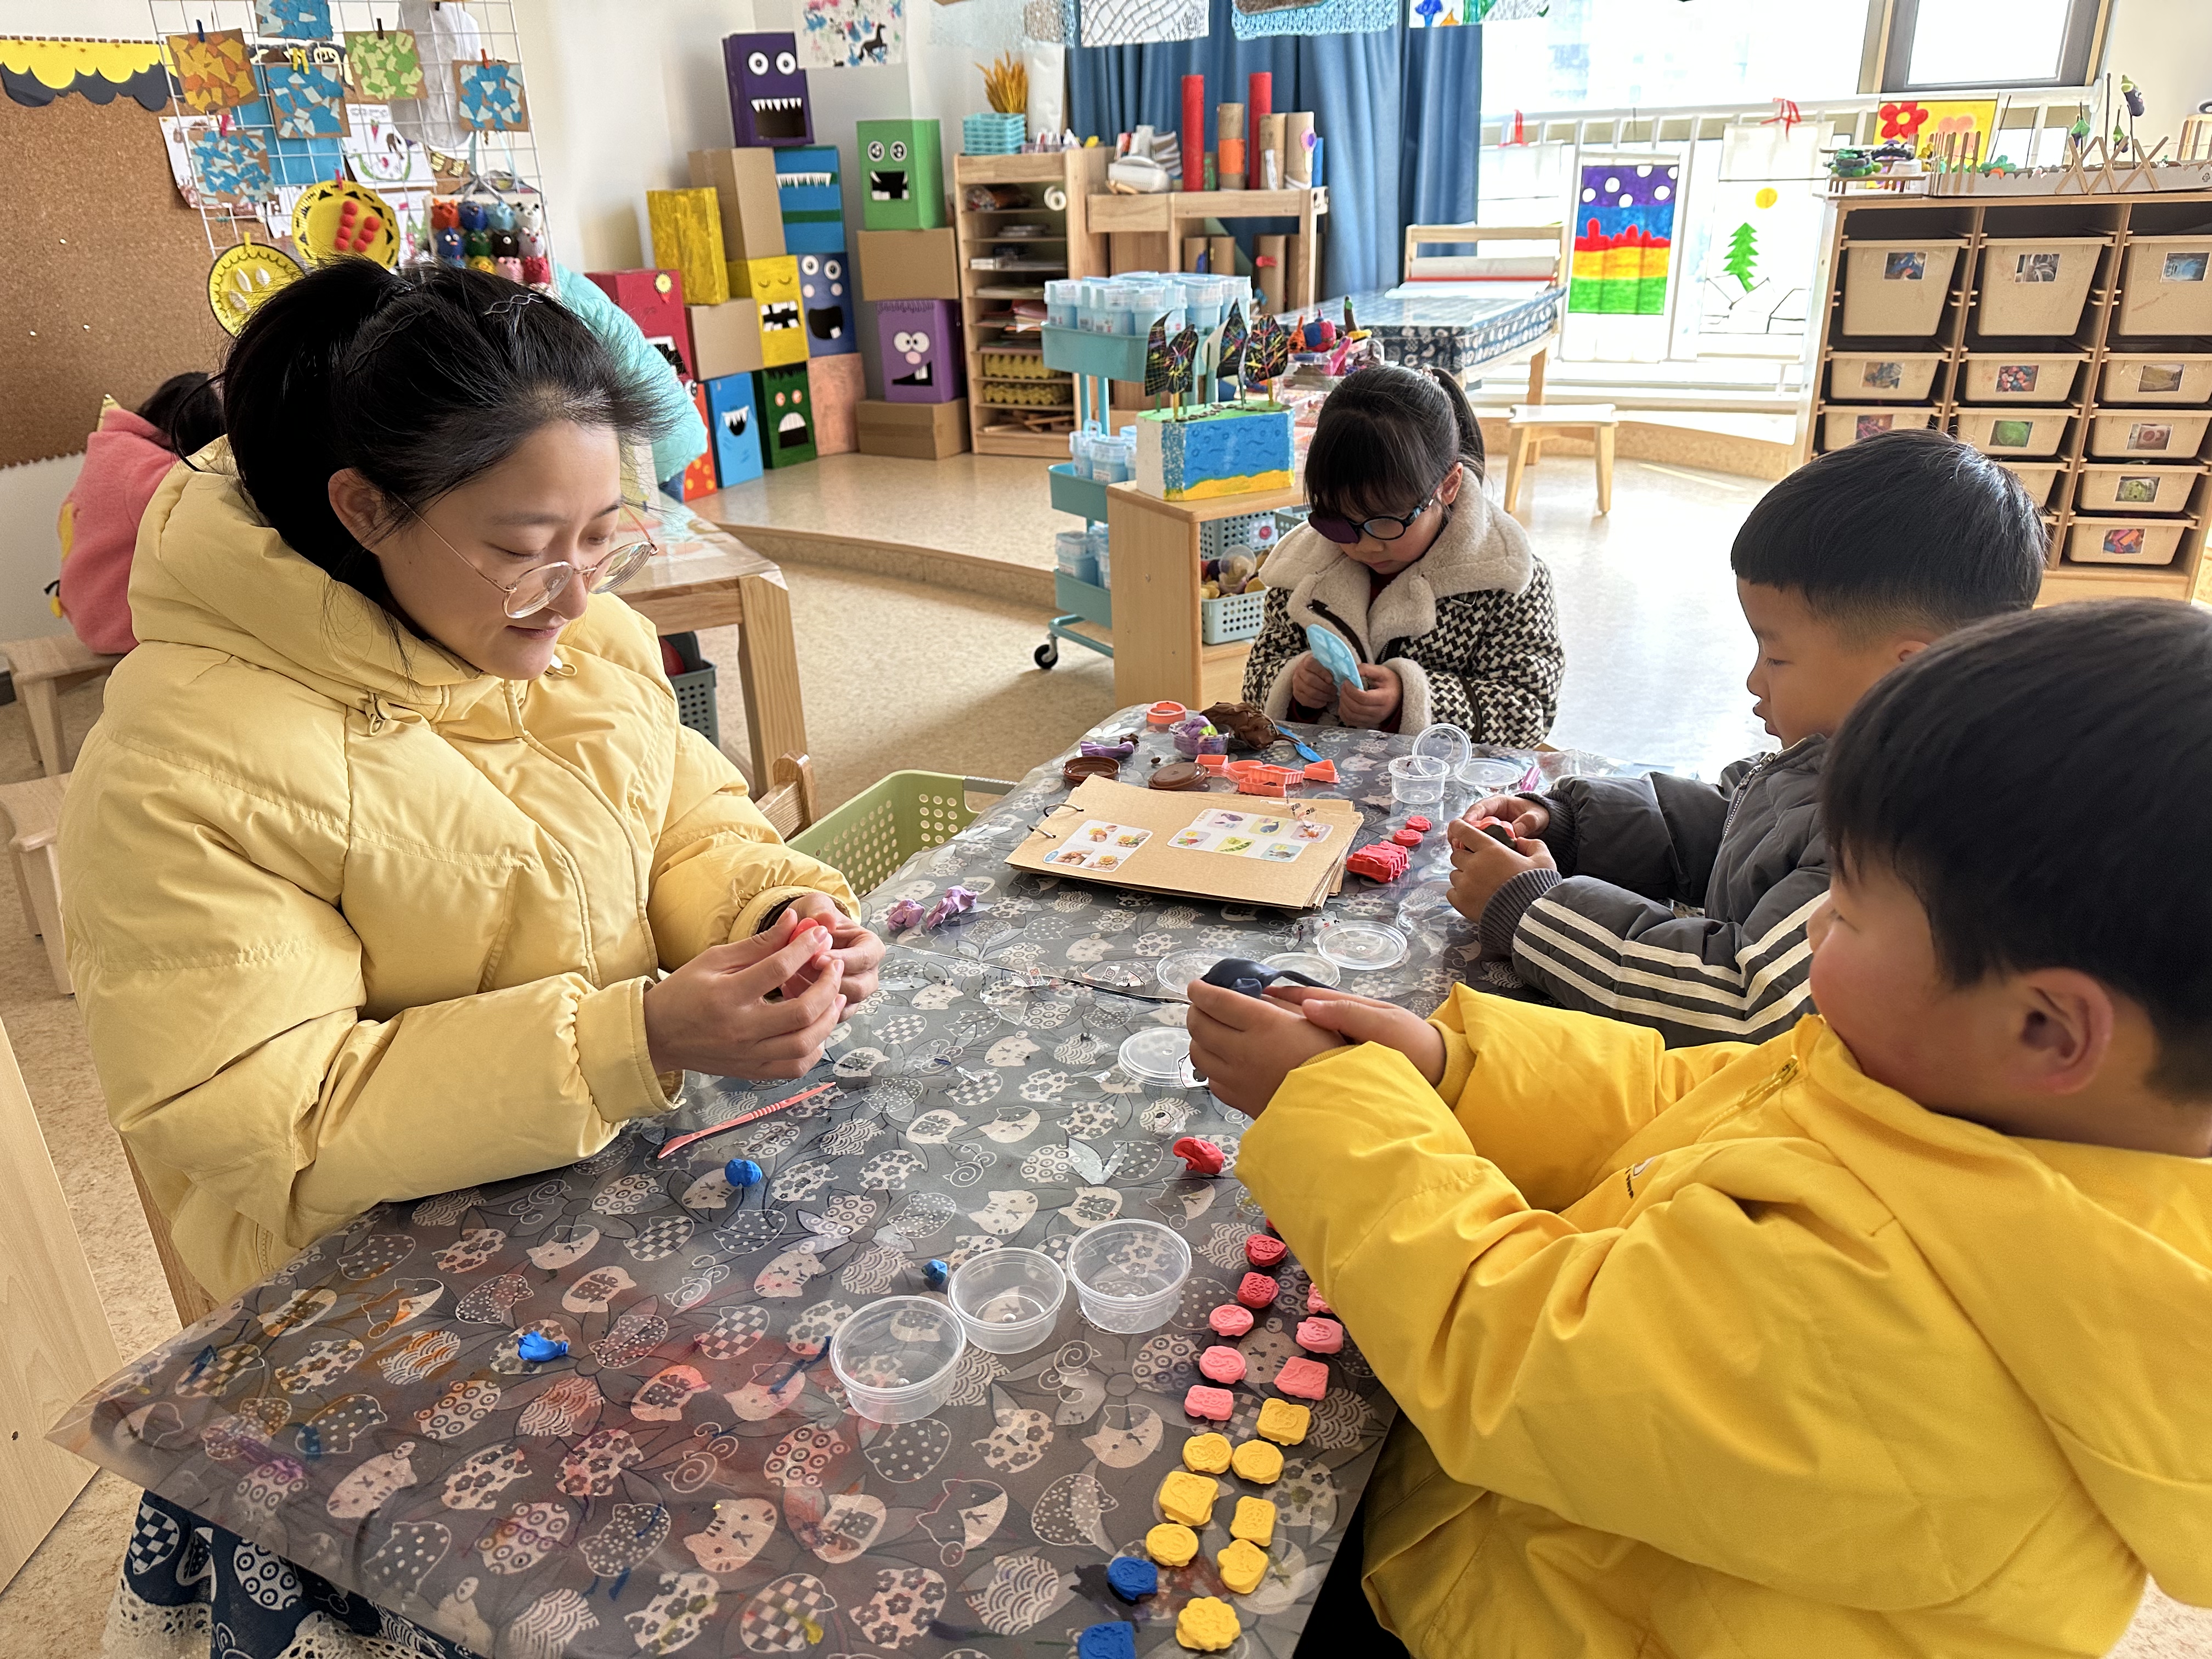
[1477,737,1827,1046]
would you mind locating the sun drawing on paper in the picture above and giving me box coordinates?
[799,0,907,67]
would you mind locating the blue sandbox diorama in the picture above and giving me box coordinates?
[1133,403,1295,502]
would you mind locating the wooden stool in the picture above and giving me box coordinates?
[753,752,819,840]
[2,634,120,777]
[1504,404,1620,518]
[0,772,72,995]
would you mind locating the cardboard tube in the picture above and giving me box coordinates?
[1258,114,1286,194]
[1217,103,1245,191]
[1184,235,1210,271]
[1210,235,1238,279]
[1246,72,1272,188]
[1256,234,1286,313]
[1285,112,1314,184]
[1182,75,1205,189]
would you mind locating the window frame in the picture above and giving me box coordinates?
[1870,0,2112,94]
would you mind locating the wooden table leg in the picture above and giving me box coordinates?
[1523,345,1550,466]
[1504,425,1532,518]
[731,571,809,790]
[21,679,64,779]
[1595,424,1616,515]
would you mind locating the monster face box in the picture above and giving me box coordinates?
[857,119,944,232]
[724,32,812,147]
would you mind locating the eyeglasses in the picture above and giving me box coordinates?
[1309,489,1441,546]
[410,500,661,620]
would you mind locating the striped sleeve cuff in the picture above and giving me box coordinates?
[1481,867,1562,960]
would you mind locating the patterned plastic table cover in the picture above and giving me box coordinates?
[1335,285,1566,377]
[57,710,1606,1659]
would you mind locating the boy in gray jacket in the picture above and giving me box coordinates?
[1447,430,2047,1045]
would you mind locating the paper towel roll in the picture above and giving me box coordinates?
[1285,112,1315,186]
[1258,114,1286,193]
[1217,103,1245,190]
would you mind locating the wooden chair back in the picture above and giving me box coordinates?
[120,1142,218,1329]
[1401,221,1568,287]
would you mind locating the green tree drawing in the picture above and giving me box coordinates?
[1723,221,1759,292]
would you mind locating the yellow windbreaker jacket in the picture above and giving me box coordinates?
[1240,990,2212,1658]
[59,459,855,1301]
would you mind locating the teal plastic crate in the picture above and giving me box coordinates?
[1054,571,1112,627]
[1049,462,1111,521]
[791,771,1014,896]
[1041,325,1153,383]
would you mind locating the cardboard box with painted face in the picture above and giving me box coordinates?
[732,255,808,366]
[704,373,764,487]
[798,250,856,356]
[724,32,811,148]
[858,119,944,232]
[874,298,963,403]
[755,363,817,467]
[583,268,687,343]
[776,145,845,254]
[680,383,719,500]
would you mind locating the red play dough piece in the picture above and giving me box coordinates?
[1276,1357,1329,1400]
[1345,843,1410,882]
[1209,1304,1255,1338]
[1172,1137,1226,1177]
[1306,1286,1330,1314]
[1295,1317,1345,1354]
[1403,815,1432,832]
[793,915,828,938]
[1199,1345,1247,1384]
[1236,1272,1278,1310]
[1244,1233,1287,1268]
[1184,1385,1235,1421]
[1391,827,1423,847]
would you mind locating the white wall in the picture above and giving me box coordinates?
[2098,0,2212,138]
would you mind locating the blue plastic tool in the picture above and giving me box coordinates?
[516,1331,568,1363]
[1303,623,1361,690]
[1106,1556,1158,1602]
[725,1158,765,1188]
[1272,723,1323,763]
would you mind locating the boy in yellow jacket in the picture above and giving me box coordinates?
[1189,600,2212,1659]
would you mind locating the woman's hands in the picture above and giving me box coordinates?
[785,891,884,1005]
[1184,980,1447,1118]
[644,909,847,1080]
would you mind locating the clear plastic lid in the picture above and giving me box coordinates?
[1458,755,1530,792]
[1412,723,1472,771]
[1312,918,1410,972]
[1155,949,1221,997]
[1118,1027,1197,1086]
[1261,950,1341,986]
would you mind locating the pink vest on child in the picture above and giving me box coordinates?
[57,407,179,656]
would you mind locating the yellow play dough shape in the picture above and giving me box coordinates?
[1182,1432,1233,1475]
[1176,1596,1242,1651]
[1255,1398,1310,1446]
[1146,1522,1199,1566]
[1158,1470,1219,1527]
[1230,1438,1283,1484]
[1231,1496,1277,1548]
[1217,1537,1269,1595]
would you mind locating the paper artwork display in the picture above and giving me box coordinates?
[1082,0,1209,48]
[344,28,424,101]
[1049,821,1154,872]
[1231,0,1392,41]
[1021,0,1080,43]
[254,0,333,38]
[167,29,259,112]
[1170,808,1330,862]
[1570,161,1678,316]
[341,103,435,187]
[799,0,905,67]
[1410,0,1540,26]
[452,58,528,131]
[264,59,346,138]
[188,126,274,204]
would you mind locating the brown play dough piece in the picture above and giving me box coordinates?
[1201,701,1280,752]
[1149,760,1206,790]
[1064,755,1121,786]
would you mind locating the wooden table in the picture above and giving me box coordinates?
[618,522,810,791]
[1089,187,1329,312]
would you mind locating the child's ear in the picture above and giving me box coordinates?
[1437,462,1465,504]
[2008,968,2117,1096]
[1890,636,1933,668]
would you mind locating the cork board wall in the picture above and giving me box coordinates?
[0,91,230,469]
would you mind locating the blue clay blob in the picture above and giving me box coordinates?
[726,1158,765,1188]
[922,1259,952,1290]
[516,1331,568,1363]
[1106,1556,1158,1602]
[1076,1623,1138,1659]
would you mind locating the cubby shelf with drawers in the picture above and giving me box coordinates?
[1801,194,2212,605]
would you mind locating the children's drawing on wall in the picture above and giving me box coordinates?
[800,0,906,66]
[1695,184,1816,342]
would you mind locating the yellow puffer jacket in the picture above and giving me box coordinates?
[1241,990,2212,1658]
[59,457,855,1302]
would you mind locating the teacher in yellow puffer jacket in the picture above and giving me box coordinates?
[59,261,882,1305]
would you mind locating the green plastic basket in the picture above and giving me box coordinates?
[791,771,1015,896]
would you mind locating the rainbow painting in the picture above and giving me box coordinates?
[1570,162,1678,316]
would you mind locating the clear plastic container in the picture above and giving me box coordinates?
[1411,723,1471,775]
[1068,1219,1192,1334]
[1261,950,1341,986]
[829,1296,967,1422]
[1457,755,1530,794]
[1046,279,1078,328]
[1388,754,1448,806]
[1313,918,1409,972]
[948,1248,1066,1354]
[1155,949,1222,997]
[1118,1027,1195,1087]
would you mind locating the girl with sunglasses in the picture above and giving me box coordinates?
[1242,363,1562,743]
[61,262,881,1656]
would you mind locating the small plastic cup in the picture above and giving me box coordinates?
[1068,1219,1192,1334]
[1388,754,1448,806]
[829,1296,967,1422]
[949,1249,1067,1354]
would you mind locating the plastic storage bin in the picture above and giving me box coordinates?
[1955,408,2069,457]
[790,771,1013,894]
[2063,515,2195,567]
[1200,589,1266,644]
[1067,1220,1190,1334]
[1995,461,2065,508]
[2086,411,2212,460]
[2116,235,2212,336]
[962,110,1026,156]
[1828,351,1945,401]
[949,1249,1066,1355]
[1821,407,1938,449]
[1973,237,2106,336]
[1958,352,2083,403]
[2075,462,2204,514]
[1839,240,1963,336]
[2098,353,2212,404]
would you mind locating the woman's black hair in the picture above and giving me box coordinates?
[137,371,224,459]
[221,260,668,616]
[1303,363,1486,522]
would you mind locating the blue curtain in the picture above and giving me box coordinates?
[1068,5,1480,299]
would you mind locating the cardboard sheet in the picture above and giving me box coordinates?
[1009,777,1359,908]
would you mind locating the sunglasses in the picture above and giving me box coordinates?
[411,500,661,620]
[1308,482,1444,546]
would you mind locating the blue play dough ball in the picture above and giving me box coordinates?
[1076,1622,1137,1659]
[725,1158,765,1188]
[922,1259,951,1290]
[1106,1556,1158,1602]
[516,1331,568,1363]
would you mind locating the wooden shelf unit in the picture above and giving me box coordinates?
[1802,191,2212,606]
[1090,187,1329,313]
[952,149,1111,458]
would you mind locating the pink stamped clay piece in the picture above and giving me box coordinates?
[1244,1233,1288,1268]
[1185,1384,1236,1421]
[1306,1286,1330,1314]
[1295,1317,1345,1354]
[1276,1356,1330,1401]
[1198,1345,1248,1384]
[1208,1304,1256,1338]
[1235,1272,1278,1310]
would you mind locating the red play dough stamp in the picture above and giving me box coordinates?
[1295,1317,1344,1354]
[1306,1287,1330,1314]
[1198,1345,1247,1384]
[1184,1385,1235,1421]
[1235,1272,1278,1310]
[1172,1137,1226,1177]
[1244,1233,1287,1268]
[1276,1357,1329,1400]
[1390,827,1424,847]
[1403,815,1432,832]
[1208,1304,1255,1338]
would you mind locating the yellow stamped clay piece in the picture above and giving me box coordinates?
[1182,1432,1233,1475]
[1158,1470,1219,1527]
[1176,1595,1242,1651]
[1255,1398,1311,1446]
[1231,1496,1277,1548]
[1146,1522,1199,1566]
[1230,1438,1283,1484]
[1217,1537,1269,1595]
